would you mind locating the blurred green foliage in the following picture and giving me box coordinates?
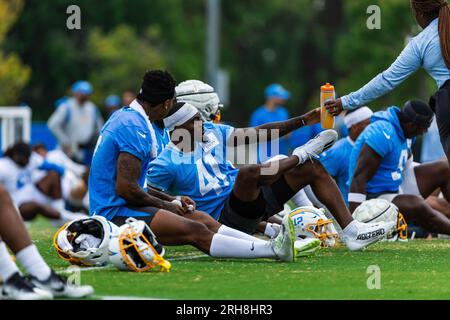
[3,0,438,124]
[0,0,30,105]
[86,25,166,105]
[335,0,435,111]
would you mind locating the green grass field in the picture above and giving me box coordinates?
[30,219,450,300]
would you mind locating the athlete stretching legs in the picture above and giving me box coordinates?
[89,70,297,262]
[148,103,395,252]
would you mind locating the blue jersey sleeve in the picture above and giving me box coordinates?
[114,125,150,161]
[363,122,394,158]
[320,147,342,177]
[147,159,175,192]
[38,161,65,176]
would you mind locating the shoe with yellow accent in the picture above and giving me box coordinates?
[271,215,296,262]
[294,238,321,258]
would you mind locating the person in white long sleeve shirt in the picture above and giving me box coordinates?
[325,0,450,167]
[47,81,103,165]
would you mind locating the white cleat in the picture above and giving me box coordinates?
[271,215,296,262]
[29,270,94,299]
[293,129,338,165]
[294,238,321,258]
[1,273,53,300]
[343,221,396,251]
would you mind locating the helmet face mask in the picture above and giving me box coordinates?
[289,207,339,247]
[397,212,408,240]
[305,219,339,247]
[109,218,171,273]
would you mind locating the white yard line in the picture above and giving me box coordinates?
[58,265,114,273]
[170,254,208,261]
[58,254,208,274]
[94,295,167,300]
[56,255,209,301]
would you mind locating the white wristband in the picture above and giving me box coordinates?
[348,193,367,203]
[171,198,182,207]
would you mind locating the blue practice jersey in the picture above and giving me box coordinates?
[348,107,413,194]
[152,122,170,155]
[89,105,158,220]
[249,106,289,161]
[319,137,354,203]
[148,122,239,220]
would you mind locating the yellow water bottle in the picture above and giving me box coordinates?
[320,83,335,129]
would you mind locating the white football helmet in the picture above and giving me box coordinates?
[176,80,223,122]
[352,199,408,240]
[53,215,119,267]
[108,218,171,273]
[288,206,339,247]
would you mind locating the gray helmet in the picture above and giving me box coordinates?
[175,80,223,122]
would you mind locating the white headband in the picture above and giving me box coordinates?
[344,107,373,128]
[163,103,199,131]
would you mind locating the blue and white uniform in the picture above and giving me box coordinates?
[319,137,354,203]
[341,18,450,110]
[348,107,414,196]
[89,100,163,220]
[0,152,65,207]
[148,122,238,220]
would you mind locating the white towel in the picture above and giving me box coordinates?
[129,99,158,159]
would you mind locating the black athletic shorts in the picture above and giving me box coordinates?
[219,175,295,234]
[111,206,159,226]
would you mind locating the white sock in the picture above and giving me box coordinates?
[209,234,275,259]
[217,225,265,243]
[291,189,313,207]
[16,244,51,281]
[0,242,20,281]
[264,223,280,238]
[343,220,359,237]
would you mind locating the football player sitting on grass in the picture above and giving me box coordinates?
[89,70,319,263]
[0,142,86,225]
[348,100,450,236]
[147,100,395,252]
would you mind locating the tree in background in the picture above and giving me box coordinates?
[334,0,435,108]
[5,0,205,120]
[87,25,166,109]
[4,0,428,126]
[221,0,318,123]
[0,0,30,105]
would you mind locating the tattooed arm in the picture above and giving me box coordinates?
[116,152,185,214]
[229,108,321,146]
